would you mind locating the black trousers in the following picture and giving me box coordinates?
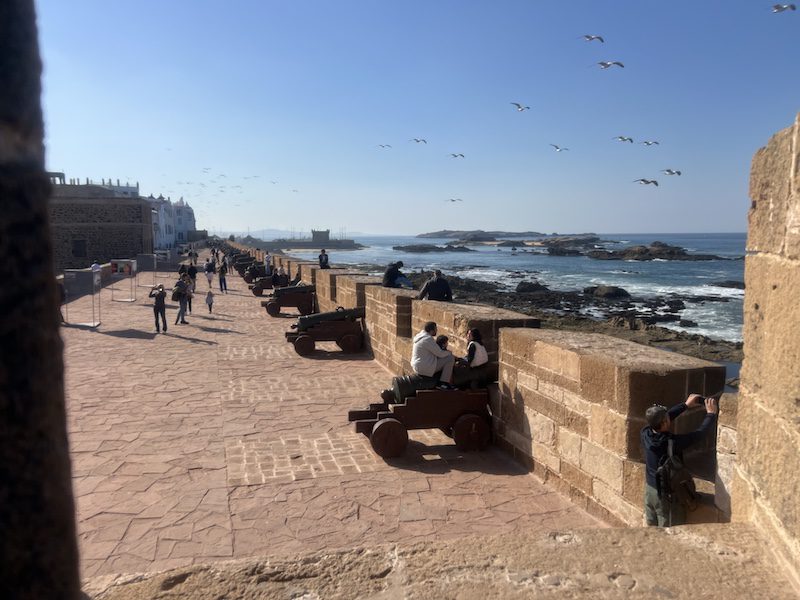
[154,306,167,331]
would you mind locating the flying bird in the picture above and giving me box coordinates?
[598,61,624,69]
[449,153,465,158]
[582,34,605,43]
[633,179,659,186]
[378,144,392,148]
[292,189,299,193]
[772,4,796,12]
[661,169,682,176]
[641,140,660,146]
[613,136,634,143]
[446,198,463,202]
[410,138,427,143]
[550,144,569,152]
[510,102,530,111]
[270,180,278,184]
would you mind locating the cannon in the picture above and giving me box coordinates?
[250,276,274,296]
[347,374,491,459]
[243,263,267,284]
[234,258,255,276]
[261,284,317,317]
[285,306,365,355]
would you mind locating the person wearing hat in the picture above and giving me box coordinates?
[641,394,718,527]
[149,284,168,333]
[417,269,453,301]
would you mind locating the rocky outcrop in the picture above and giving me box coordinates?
[583,285,631,299]
[712,280,745,289]
[516,280,548,293]
[587,241,724,261]
[391,244,474,253]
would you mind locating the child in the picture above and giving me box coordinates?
[435,335,449,350]
[205,290,214,313]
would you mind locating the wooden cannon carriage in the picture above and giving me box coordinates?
[243,263,267,284]
[348,375,491,458]
[261,284,317,317]
[249,277,273,296]
[285,306,365,355]
[234,256,255,276]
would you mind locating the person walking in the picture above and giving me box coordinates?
[218,260,228,293]
[173,275,190,325]
[149,284,167,333]
[205,290,214,313]
[186,275,195,314]
[204,258,215,288]
[187,262,198,290]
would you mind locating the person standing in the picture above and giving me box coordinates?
[417,269,453,301]
[173,275,190,325]
[149,284,167,333]
[641,394,718,527]
[411,321,456,390]
[218,260,228,293]
[186,274,195,314]
[205,290,214,313]
[318,249,330,269]
[204,258,215,288]
[187,262,198,290]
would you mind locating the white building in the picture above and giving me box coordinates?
[146,195,197,249]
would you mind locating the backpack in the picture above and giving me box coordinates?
[655,438,698,511]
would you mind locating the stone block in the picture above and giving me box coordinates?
[592,479,642,526]
[564,409,589,437]
[736,399,800,540]
[622,460,645,506]
[520,388,565,426]
[718,392,739,430]
[579,440,623,492]
[715,451,735,517]
[747,120,795,255]
[615,369,688,418]
[741,253,800,417]
[523,405,556,447]
[589,405,628,456]
[624,418,647,462]
[557,427,582,468]
[532,442,560,473]
[717,425,737,455]
[560,460,593,495]
[579,355,616,405]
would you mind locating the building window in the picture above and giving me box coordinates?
[71,239,87,258]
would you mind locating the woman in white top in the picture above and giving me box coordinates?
[461,328,488,368]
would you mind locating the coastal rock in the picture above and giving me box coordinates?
[516,281,548,293]
[587,242,724,261]
[391,244,474,253]
[583,285,631,299]
[712,280,745,289]
[547,247,582,256]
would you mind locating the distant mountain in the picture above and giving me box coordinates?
[416,230,546,239]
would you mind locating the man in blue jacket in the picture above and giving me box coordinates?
[641,394,718,527]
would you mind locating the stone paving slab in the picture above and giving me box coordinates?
[62,253,604,579]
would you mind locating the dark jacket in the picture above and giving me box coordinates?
[319,254,330,268]
[187,265,198,279]
[204,261,215,273]
[149,288,166,309]
[418,276,452,301]
[382,263,402,287]
[641,403,717,488]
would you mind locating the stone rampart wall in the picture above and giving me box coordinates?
[734,112,800,584]
[315,269,363,313]
[335,275,382,310]
[364,286,418,373]
[496,329,725,526]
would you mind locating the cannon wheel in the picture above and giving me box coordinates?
[243,273,254,284]
[337,334,361,354]
[293,335,315,356]
[265,301,281,317]
[370,418,408,458]
[452,414,490,451]
[298,301,315,316]
[252,285,264,297]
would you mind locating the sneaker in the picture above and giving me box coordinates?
[180,320,189,324]
[436,382,456,391]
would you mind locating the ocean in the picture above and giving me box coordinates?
[286,233,746,343]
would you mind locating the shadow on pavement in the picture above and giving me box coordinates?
[301,350,375,362]
[95,328,157,340]
[197,326,243,335]
[162,332,218,345]
[385,442,528,477]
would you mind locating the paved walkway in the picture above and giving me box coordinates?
[62,255,604,578]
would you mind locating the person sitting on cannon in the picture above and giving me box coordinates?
[418,270,453,301]
[382,261,413,289]
[411,321,456,390]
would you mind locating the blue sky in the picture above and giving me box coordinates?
[37,1,799,235]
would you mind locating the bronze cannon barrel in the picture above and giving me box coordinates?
[295,306,365,332]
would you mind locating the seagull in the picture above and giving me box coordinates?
[450,153,465,158]
[378,144,392,148]
[510,102,530,111]
[641,140,660,146]
[772,4,796,12]
[550,144,569,152]
[446,198,463,202]
[613,136,634,143]
[292,189,299,193]
[598,61,624,69]
[633,179,659,186]
[410,138,427,143]
[582,34,605,43]
[661,169,682,176]
[202,167,211,172]
[270,180,278,184]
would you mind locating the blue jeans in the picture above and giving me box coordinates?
[176,298,188,323]
[219,275,227,292]
[395,275,413,289]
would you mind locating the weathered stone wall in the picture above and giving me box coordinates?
[315,269,362,313]
[49,197,154,272]
[335,275,382,310]
[497,329,725,526]
[364,286,418,373]
[715,393,738,519]
[733,112,800,584]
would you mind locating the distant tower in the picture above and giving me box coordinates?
[311,229,330,244]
